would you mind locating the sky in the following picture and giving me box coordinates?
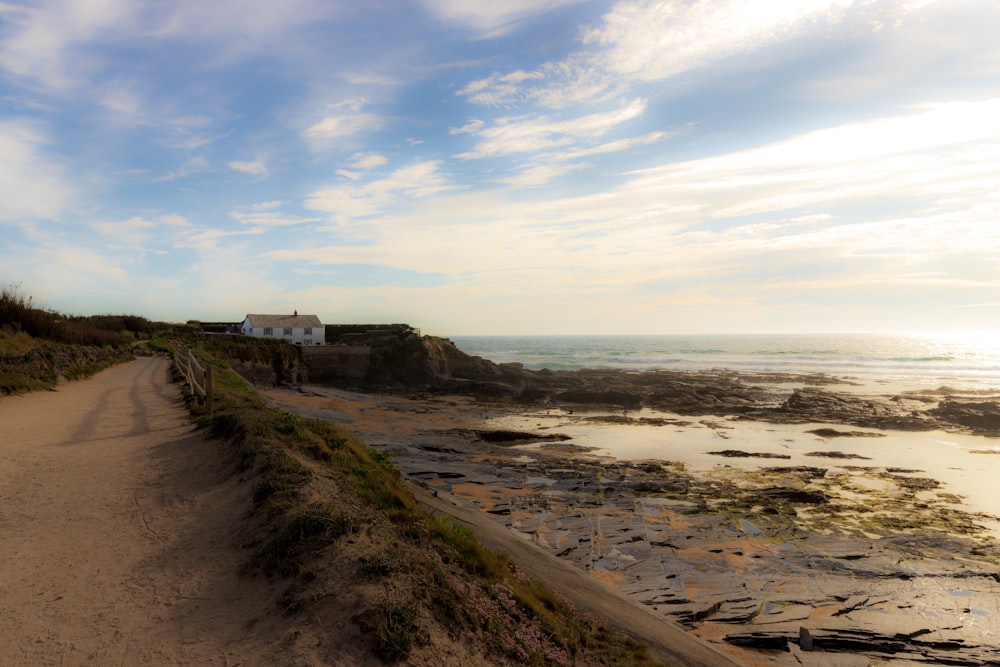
[1,0,999,336]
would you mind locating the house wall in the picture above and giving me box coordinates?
[241,319,325,345]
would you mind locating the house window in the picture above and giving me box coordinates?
[263,327,273,335]
[304,338,312,346]
[283,328,292,336]
[304,327,312,335]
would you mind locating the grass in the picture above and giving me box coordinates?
[0,328,36,355]
[372,598,420,661]
[1,283,139,347]
[190,340,667,666]
[0,283,175,394]
[0,371,52,395]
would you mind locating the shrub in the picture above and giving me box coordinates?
[364,598,420,662]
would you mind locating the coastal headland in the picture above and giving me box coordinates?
[257,334,1000,666]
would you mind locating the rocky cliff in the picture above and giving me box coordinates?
[215,331,1000,437]
[339,336,1000,435]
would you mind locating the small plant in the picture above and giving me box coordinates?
[372,600,419,662]
[368,447,394,470]
[248,504,356,577]
[274,410,305,437]
[428,515,504,579]
[360,554,399,578]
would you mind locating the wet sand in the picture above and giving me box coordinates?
[262,384,1000,666]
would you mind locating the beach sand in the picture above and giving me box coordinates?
[262,384,1000,666]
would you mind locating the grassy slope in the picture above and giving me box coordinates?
[188,342,666,666]
[0,286,149,394]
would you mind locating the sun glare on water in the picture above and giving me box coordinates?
[911,330,1000,358]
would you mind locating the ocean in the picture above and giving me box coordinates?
[449,332,1000,392]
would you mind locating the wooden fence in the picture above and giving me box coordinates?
[173,347,214,417]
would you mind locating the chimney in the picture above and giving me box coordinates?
[294,309,298,317]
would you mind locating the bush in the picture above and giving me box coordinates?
[0,283,131,347]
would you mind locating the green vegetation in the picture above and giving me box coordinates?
[0,283,183,394]
[1,283,153,347]
[200,333,299,366]
[190,339,665,665]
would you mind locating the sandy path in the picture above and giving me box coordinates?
[0,358,292,666]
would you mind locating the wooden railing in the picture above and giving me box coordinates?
[173,347,214,417]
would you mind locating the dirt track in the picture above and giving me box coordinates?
[0,358,295,665]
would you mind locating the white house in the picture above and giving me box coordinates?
[240,312,325,346]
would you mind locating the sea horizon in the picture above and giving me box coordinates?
[449,331,1000,393]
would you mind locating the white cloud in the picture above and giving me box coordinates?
[456,0,940,109]
[91,215,155,235]
[455,98,647,159]
[303,98,381,147]
[458,70,554,107]
[0,119,75,223]
[497,162,586,187]
[0,0,137,90]
[494,130,672,186]
[52,245,128,279]
[264,95,1000,315]
[174,227,264,253]
[304,113,380,140]
[624,98,1000,220]
[154,155,211,182]
[422,0,588,38]
[345,152,389,170]
[450,119,485,135]
[230,202,320,229]
[584,0,855,82]
[0,0,348,92]
[227,157,268,176]
[305,160,454,222]
[159,213,193,227]
[551,130,672,161]
[86,213,199,256]
[248,200,285,211]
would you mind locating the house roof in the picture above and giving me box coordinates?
[244,314,323,328]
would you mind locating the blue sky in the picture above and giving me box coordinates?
[2,0,998,335]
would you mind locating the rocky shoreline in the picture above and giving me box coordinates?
[259,360,1000,667]
[392,426,1000,665]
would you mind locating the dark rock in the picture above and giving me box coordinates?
[805,451,873,460]
[889,475,940,491]
[473,430,571,445]
[554,390,643,408]
[758,488,828,504]
[708,450,792,459]
[724,631,790,651]
[799,626,813,651]
[807,428,885,438]
[931,399,1000,433]
[630,480,689,494]
[763,466,828,479]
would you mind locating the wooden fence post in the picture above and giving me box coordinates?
[205,365,214,418]
[172,346,213,417]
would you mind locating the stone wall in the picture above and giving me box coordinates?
[301,345,371,385]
